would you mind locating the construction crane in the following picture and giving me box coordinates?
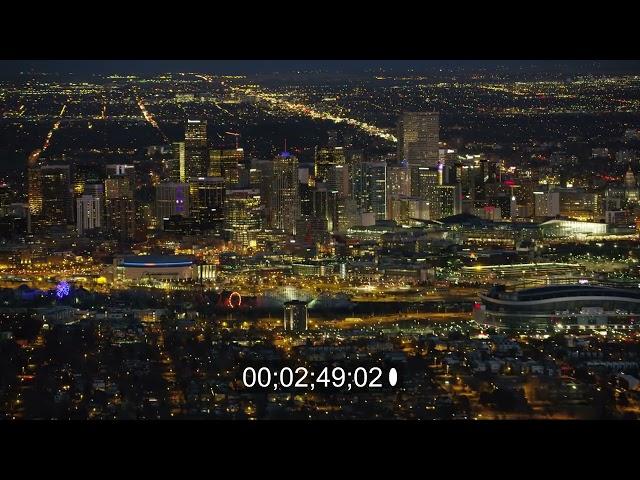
[224,131,240,149]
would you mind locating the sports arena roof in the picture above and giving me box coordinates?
[485,284,640,303]
[121,255,194,268]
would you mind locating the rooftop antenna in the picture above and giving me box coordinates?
[284,138,287,153]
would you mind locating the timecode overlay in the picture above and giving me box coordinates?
[237,360,403,393]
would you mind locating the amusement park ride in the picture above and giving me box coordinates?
[216,291,243,309]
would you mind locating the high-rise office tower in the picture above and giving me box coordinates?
[283,300,308,333]
[295,215,330,247]
[327,130,338,148]
[331,164,350,199]
[315,146,346,186]
[390,197,430,223]
[188,177,225,232]
[251,159,275,227]
[28,166,43,217]
[81,181,105,231]
[155,183,190,227]
[72,163,102,196]
[104,174,135,241]
[558,189,602,222]
[386,164,410,198]
[170,142,186,182]
[428,185,460,220]
[412,166,441,203]
[209,147,244,186]
[248,167,261,189]
[224,188,262,247]
[397,111,439,197]
[350,161,386,221]
[336,197,359,233]
[533,189,560,219]
[106,164,135,191]
[76,194,102,235]
[106,164,134,178]
[272,152,300,235]
[84,181,104,198]
[307,181,338,232]
[362,161,387,221]
[397,111,440,167]
[26,150,42,219]
[37,165,73,228]
[184,120,208,178]
[299,178,314,217]
[439,148,458,184]
[385,163,410,219]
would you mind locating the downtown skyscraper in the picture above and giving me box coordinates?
[397,112,440,198]
[184,120,208,178]
[271,151,300,235]
[104,166,136,241]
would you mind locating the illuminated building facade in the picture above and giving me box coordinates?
[476,284,640,332]
[309,182,338,232]
[76,194,102,235]
[390,197,430,223]
[397,111,439,197]
[332,164,350,199]
[411,166,440,205]
[184,120,208,178]
[38,165,73,228]
[386,164,409,219]
[224,188,262,247]
[362,161,386,220]
[315,146,346,186]
[115,255,196,283]
[397,111,440,167]
[428,185,460,220]
[336,197,359,233]
[295,215,330,248]
[188,177,225,232]
[28,165,42,216]
[533,190,560,219]
[104,174,135,241]
[539,219,607,237]
[283,300,308,333]
[251,159,274,225]
[209,147,244,186]
[106,164,135,189]
[170,141,186,182]
[350,161,387,221]
[272,152,300,235]
[558,189,602,222]
[155,183,190,226]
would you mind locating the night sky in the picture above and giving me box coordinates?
[2,60,640,76]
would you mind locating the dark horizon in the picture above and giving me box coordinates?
[3,60,640,76]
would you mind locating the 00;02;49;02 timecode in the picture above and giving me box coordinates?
[241,366,399,391]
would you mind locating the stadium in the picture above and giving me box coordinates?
[114,255,197,283]
[474,282,640,331]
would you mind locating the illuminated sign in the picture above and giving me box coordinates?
[56,281,70,299]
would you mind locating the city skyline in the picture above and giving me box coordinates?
[3,62,640,421]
